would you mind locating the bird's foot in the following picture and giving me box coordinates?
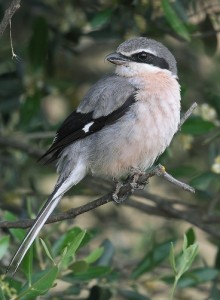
[129,167,147,190]
[112,180,130,203]
[112,168,148,203]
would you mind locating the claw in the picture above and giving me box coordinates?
[112,167,148,203]
[130,182,145,190]
[129,167,147,190]
[112,180,131,203]
[112,181,123,203]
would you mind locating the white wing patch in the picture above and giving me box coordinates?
[82,121,94,133]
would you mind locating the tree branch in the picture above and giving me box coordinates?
[0,164,195,229]
[0,0,21,39]
[0,193,113,229]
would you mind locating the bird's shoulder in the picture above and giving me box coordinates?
[77,73,136,118]
[39,74,137,164]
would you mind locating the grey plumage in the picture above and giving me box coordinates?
[77,74,135,117]
[7,37,181,274]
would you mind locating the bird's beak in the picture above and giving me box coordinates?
[105,52,130,65]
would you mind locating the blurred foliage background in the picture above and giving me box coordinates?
[1,0,220,299]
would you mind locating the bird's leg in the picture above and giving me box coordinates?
[112,178,131,203]
[129,167,147,190]
[112,167,148,203]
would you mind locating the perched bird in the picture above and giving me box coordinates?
[8,37,181,274]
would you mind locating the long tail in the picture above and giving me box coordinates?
[7,160,87,275]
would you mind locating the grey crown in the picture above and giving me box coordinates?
[117,37,178,76]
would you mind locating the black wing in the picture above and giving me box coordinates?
[39,93,136,164]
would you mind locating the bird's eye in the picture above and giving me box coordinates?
[136,52,149,62]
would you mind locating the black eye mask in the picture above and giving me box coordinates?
[131,51,170,70]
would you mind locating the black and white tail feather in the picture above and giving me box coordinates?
[7,159,87,275]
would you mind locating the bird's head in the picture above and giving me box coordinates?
[105,37,178,79]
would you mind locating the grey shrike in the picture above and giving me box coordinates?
[8,37,181,273]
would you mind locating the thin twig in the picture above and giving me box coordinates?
[9,19,21,61]
[179,102,197,129]
[153,164,195,193]
[0,193,113,229]
[0,0,21,39]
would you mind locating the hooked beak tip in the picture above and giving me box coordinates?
[105,52,129,65]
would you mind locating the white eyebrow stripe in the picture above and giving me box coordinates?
[119,48,157,57]
[82,121,94,133]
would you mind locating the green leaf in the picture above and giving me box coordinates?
[40,238,54,263]
[17,267,58,300]
[71,260,88,273]
[169,234,199,299]
[72,266,111,281]
[59,230,86,269]
[131,240,171,279]
[162,0,190,41]
[21,245,33,284]
[185,228,196,247]
[177,268,219,288]
[64,230,86,257]
[181,116,215,135]
[52,227,90,256]
[90,9,113,29]
[176,241,199,279]
[0,236,10,260]
[85,247,104,264]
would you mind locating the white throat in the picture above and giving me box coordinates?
[115,62,174,78]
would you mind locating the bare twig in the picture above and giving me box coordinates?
[153,164,195,193]
[0,0,21,39]
[0,193,113,229]
[179,102,197,129]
